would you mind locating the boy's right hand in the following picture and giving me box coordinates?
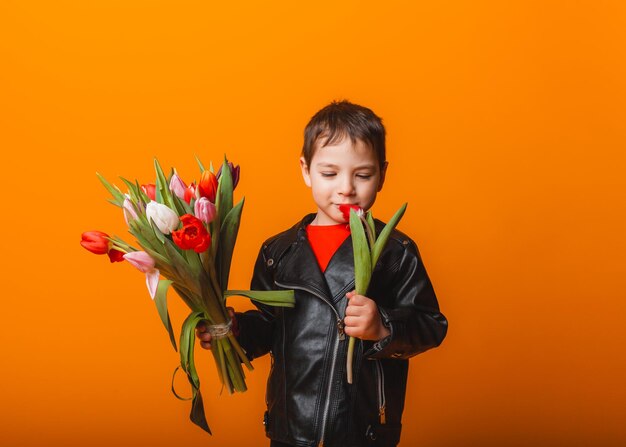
[195,307,237,350]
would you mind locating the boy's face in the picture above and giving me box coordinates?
[300,137,387,226]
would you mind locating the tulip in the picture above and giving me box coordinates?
[141,183,156,200]
[81,231,110,254]
[184,182,196,204]
[123,250,156,272]
[338,204,363,222]
[107,249,125,263]
[172,214,211,253]
[146,201,180,234]
[123,195,139,225]
[80,231,125,263]
[169,173,187,201]
[216,161,240,190]
[123,251,160,299]
[194,197,216,224]
[198,170,218,202]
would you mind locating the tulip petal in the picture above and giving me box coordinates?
[146,268,160,299]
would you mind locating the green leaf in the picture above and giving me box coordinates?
[119,177,140,199]
[171,191,192,216]
[177,311,212,434]
[349,210,372,295]
[366,211,376,237]
[189,389,211,434]
[183,247,203,278]
[371,203,408,268]
[154,279,177,351]
[195,155,206,173]
[162,241,203,299]
[215,156,233,226]
[149,218,167,245]
[136,180,150,207]
[179,311,204,379]
[224,289,295,307]
[97,172,125,206]
[216,198,244,293]
[154,158,175,209]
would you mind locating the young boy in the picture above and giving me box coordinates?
[197,101,448,447]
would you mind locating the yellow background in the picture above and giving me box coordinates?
[1,1,625,446]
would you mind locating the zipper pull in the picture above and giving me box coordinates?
[379,405,386,424]
[337,318,345,340]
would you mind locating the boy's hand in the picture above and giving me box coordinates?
[344,291,391,341]
[195,307,237,350]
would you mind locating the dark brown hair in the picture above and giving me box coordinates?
[302,100,386,169]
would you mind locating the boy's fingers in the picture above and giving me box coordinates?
[346,293,367,306]
[344,315,361,327]
[345,305,363,316]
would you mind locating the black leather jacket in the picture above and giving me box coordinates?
[236,214,448,447]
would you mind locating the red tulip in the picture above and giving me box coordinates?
[81,231,110,254]
[198,171,218,202]
[172,214,212,253]
[141,183,156,200]
[184,182,196,204]
[107,249,125,263]
[338,204,363,222]
[81,231,125,263]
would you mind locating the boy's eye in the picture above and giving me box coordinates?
[356,174,372,179]
[321,172,336,177]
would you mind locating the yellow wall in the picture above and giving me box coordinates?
[1,1,625,446]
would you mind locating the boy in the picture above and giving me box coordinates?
[197,101,448,447]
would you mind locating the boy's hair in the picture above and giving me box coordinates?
[302,100,386,169]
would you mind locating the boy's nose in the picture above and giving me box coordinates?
[338,176,356,195]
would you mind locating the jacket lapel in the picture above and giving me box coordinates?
[324,234,356,303]
[274,216,333,301]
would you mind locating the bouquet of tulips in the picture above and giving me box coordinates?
[338,203,407,384]
[81,156,294,434]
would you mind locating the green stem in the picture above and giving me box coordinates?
[347,336,356,384]
[222,339,246,392]
[228,333,254,371]
[216,339,232,394]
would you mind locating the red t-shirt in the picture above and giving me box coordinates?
[306,223,351,272]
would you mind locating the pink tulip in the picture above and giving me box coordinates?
[123,195,139,225]
[123,251,160,299]
[123,251,155,273]
[169,173,187,200]
[194,197,217,224]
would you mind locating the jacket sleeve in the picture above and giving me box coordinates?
[234,245,277,360]
[364,239,448,360]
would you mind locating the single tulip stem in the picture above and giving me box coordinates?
[346,336,356,384]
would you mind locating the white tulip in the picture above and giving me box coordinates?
[146,201,179,234]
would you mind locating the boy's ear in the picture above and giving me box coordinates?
[300,157,312,187]
[377,161,388,192]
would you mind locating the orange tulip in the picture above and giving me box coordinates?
[198,171,218,202]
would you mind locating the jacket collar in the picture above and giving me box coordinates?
[274,214,355,303]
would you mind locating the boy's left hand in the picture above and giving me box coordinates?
[344,291,391,341]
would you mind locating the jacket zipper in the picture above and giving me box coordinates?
[274,280,344,447]
[375,360,386,424]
